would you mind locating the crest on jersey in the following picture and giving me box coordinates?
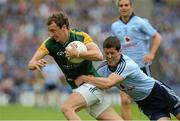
[124,36,131,43]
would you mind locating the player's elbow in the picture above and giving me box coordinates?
[155,32,162,43]
[95,53,103,61]
[98,54,103,61]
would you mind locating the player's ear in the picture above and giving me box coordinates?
[62,24,67,29]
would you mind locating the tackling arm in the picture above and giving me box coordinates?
[76,73,124,89]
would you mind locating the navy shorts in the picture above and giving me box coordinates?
[136,82,180,120]
[44,84,57,91]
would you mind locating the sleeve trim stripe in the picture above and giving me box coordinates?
[115,58,126,75]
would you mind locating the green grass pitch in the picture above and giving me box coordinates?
[0,104,177,120]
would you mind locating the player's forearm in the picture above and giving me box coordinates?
[79,50,103,61]
[84,76,113,89]
[28,61,37,70]
[150,33,162,55]
[79,42,103,61]
[28,50,47,71]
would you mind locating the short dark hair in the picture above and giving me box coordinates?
[46,11,69,29]
[118,0,132,6]
[103,36,121,51]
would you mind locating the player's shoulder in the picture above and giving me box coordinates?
[71,28,82,32]
[43,37,56,46]
[133,16,149,23]
[123,55,139,69]
[111,18,121,27]
[70,29,92,44]
[42,37,53,43]
[70,29,88,36]
[123,55,135,64]
[97,60,108,71]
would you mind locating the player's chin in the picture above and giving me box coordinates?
[107,61,114,66]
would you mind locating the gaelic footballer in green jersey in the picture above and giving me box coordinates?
[38,29,100,89]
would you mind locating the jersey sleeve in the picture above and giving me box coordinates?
[81,32,93,44]
[38,38,50,54]
[97,68,103,76]
[141,19,157,37]
[97,61,109,77]
[115,58,137,79]
[111,23,116,36]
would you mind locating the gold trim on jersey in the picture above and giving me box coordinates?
[38,37,50,54]
[70,29,93,44]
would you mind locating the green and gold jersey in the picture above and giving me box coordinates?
[38,29,100,89]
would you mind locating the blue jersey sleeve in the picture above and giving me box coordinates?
[111,24,115,36]
[97,61,109,77]
[115,55,139,79]
[141,19,157,38]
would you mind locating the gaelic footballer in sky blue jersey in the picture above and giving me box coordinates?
[76,36,180,121]
[111,0,162,76]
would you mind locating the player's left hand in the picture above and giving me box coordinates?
[65,44,79,58]
[143,53,154,63]
[75,77,84,87]
[75,75,92,86]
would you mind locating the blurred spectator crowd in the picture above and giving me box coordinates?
[0,0,180,104]
[153,0,180,84]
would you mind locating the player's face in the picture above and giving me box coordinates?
[104,48,121,67]
[48,22,68,43]
[118,0,132,18]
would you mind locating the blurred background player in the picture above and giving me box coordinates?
[41,56,61,108]
[112,0,162,76]
[111,0,162,120]
[32,70,44,108]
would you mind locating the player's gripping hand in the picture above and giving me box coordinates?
[75,75,93,86]
[33,59,47,71]
[75,76,84,87]
[65,44,79,58]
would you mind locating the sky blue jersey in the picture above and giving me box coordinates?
[97,55,156,101]
[111,15,157,68]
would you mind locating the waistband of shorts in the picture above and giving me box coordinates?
[135,82,158,104]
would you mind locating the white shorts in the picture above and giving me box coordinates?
[73,83,110,118]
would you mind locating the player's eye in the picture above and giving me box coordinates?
[119,4,129,7]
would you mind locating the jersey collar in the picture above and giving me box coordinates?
[108,55,123,72]
[119,12,135,24]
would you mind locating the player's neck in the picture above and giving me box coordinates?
[122,16,130,24]
[108,56,122,72]
[60,30,69,45]
[120,12,134,24]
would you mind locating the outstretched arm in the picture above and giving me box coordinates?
[28,50,48,71]
[76,73,124,89]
